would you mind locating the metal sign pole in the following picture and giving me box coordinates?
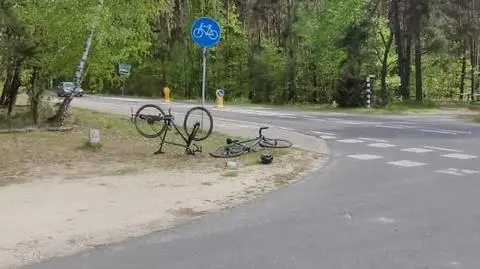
[191,16,221,134]
[202,47,207,107]
[201,47,207,129]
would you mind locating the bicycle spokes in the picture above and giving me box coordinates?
[134,105,167,138]
[183,106,213,141]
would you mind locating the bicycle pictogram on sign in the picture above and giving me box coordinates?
[191,17,221,48]
[193,23,219,40]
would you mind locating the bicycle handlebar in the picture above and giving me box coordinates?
[258,127,269,137]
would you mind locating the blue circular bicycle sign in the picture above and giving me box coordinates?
[191,17,221,48]
[216,89,225,97]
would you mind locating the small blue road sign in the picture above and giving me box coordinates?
[216,89,225,97]
[191,17,221,48]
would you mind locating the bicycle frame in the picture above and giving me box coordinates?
[228,128,267,152]
[154,116,201,155]
[198,23,212,33]
[130,107,202,155]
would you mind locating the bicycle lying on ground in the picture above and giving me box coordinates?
[131,104,213,155]
[210,126,292,158]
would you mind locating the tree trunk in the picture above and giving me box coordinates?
[414,31,422,102]
[403,33,412,100]
[460,39,467,101]
[470,36,476,100]
[285,0,297,103]
[28,67,41,125]
[469,0,478,101]
[0,65,13,106]
[380,31,394,105]
[6,61,22,115]
[49,0,104,125]
[390,0,409,100]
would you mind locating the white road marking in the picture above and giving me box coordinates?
[332,120,365,125]
[460,169,480,174]
[387,160,427,167]
[401,148,434,153]
[101,96,155,102]
[307,118,327,122]
[357,137,390,143]
[421,129,459,135]
[435,168,479,176]
[214,108,296,118]
[375,124,412,129]
[337,139,364,144]
[441,153,478,160]
[312,131,335,136]
[368,143,396,148]
[327,118,380,125]
[421,128,471,135]
[278,127,295,131]
[278,115,297,119]
[215,123,250,129]
[347,154,384,160]
[436,168,465,176]
[423,146,462,152]
[376,217,396,224]
[319,135,336,140]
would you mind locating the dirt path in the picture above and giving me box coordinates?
[0,148,327,269]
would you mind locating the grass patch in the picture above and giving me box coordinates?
[214,146,290,167]
[472,115,480,123]
[81,141,103,152]
[220,98,446,114]
[221,171,239,177]
[1,98,299,187]
[0,100,247,186]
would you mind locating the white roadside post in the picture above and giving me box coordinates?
[88,129,101,144]
[366,75,376,108]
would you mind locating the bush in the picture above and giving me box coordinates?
[335,60,366,108]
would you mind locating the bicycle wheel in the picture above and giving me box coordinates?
[259,138,292,148]
[210,144,246,158]
[209,30,219,40]
[193,28,203,38]
[183,106,213,141]
[134,104,167,138]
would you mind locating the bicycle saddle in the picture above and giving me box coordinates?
[260,127,269,130]
[226,138,239,144]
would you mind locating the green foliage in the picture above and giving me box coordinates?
[335,60,366,107]
[1,0,480,110]
[335,16,372,107]
[250,42,287,104]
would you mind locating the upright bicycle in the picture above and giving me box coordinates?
[131,104,213,155]
[210,127,292,158]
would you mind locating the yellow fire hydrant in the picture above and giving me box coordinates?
[163,87,171,103]
[215,89,224,108]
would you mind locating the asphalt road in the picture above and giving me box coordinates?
[26,95,480,269]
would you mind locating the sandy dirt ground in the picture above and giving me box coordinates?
[0,149,327,269]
